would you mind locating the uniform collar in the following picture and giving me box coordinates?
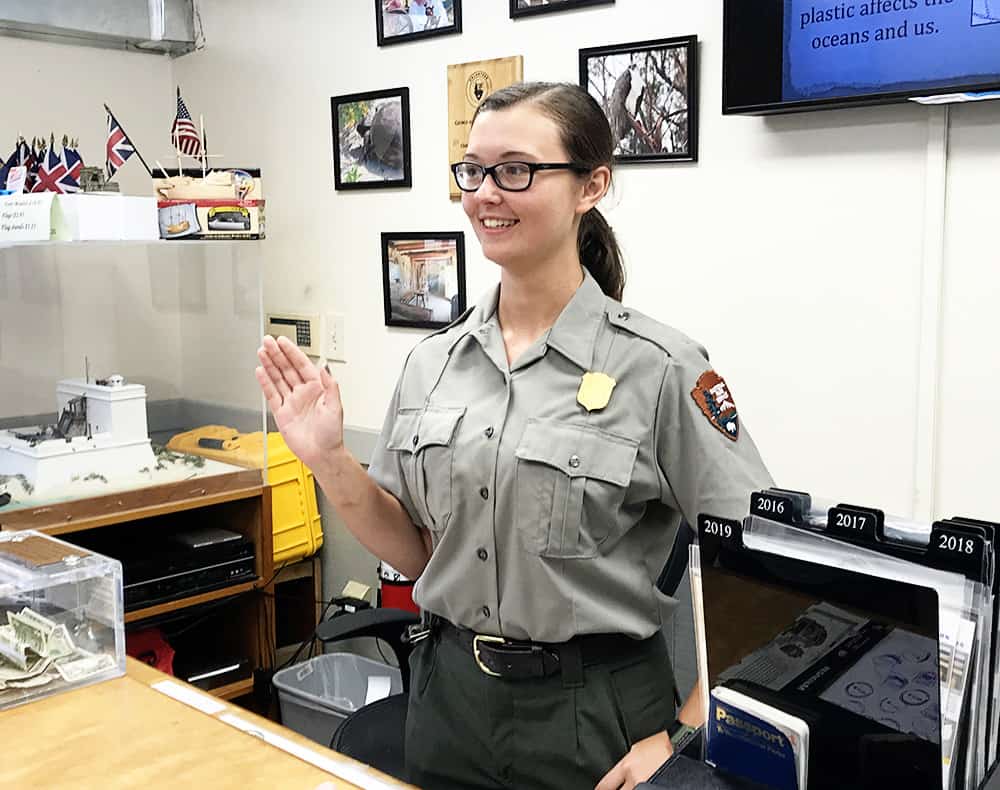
[448,268,607,371]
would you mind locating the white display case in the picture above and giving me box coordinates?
[0,529,125,710]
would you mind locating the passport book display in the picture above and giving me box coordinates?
[685,487,1000,790]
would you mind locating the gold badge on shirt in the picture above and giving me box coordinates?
[577,372,617,412]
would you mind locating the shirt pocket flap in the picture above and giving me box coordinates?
[387,406,466,453]
[386,409,422,453]
[415,406,466,451]
[515,419,639,487]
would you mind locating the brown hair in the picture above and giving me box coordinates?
[474,82,626,301]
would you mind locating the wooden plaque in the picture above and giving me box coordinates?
[447,55,524,200]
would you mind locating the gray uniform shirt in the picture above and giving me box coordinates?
[368,269,772,642]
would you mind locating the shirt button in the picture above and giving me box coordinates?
[568,455,581,468]
[617,311,630,321]
[481,606,491,618]
[412,435,418,446]
[479,487,489,500]
[484,426,494,439]
[477,548,488,561]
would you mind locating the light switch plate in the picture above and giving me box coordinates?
[324,313,346,363]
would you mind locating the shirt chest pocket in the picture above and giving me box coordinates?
[386,406,466,533]
[514,419,639,559]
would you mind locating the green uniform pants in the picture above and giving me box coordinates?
[404,627,677,789]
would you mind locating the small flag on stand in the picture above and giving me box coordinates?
[16,139,37,191]
[59,136,83,193]
[171,87,202,157]
[106,112,136,179]
[31,143,70,194]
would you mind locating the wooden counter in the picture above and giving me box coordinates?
[0,658,412,790]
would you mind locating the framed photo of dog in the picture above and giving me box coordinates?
[331,87,412,191]
[382,232,467,329]
[579,35,699,164]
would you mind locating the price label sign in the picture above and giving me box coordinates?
[0,193,54,242]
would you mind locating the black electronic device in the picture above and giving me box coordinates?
[122,527,256,610]
[724,0,1000,115]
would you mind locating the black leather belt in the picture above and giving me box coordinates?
[435,619,652,681]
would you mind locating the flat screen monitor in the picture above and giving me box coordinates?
[724,0,1000,114]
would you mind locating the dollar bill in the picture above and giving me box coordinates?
[8,612,48,657]
[0,656,51,683]
[45,625,75,660]
[15,607,57,636]
[7,671,57,689]
[55,653,116,684]
[0,626,28,671]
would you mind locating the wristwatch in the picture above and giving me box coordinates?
[666,719,698,747]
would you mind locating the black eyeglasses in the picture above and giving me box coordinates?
[450,160,591,192]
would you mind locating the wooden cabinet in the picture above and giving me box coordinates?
[0,469,276,701]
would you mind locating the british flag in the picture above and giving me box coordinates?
[106,112,135,178]
[30,146,71,194]
[171,88,202,157]
[60,141,83,193]
[14,139,37,191]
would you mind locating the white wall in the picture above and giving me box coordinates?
[1,0,996,537]
[171,0,1000,526]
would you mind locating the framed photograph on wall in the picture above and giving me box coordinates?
[331,87,412,190]
[579,35,699,163]
[382,232,467,329]
[510,0,614,18]
[376,0,462,46]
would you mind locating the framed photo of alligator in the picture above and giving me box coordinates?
[382,232,467,329]
[331,87,412,190]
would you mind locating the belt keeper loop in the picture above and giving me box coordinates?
[560,642,584,689]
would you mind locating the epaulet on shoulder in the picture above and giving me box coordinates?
[605,303,710,362]
[415,306,475,346]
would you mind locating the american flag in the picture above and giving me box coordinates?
[30,146,70,194]
[171,88,202,157]
[15,139,37,191]
[106,112,135,178]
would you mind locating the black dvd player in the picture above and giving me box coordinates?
[122,527,257,610]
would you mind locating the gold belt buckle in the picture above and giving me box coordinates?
[472,634,505,677]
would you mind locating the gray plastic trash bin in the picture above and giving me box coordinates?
[273,652,403,747]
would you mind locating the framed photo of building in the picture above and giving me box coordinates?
[579,35,699,163]
[382,232,467,329]
[376,0,462,46]
[331,87,412,191]
[510,0,614,18]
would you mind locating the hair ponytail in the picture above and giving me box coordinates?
[578,208,625,301]
[476,81,627,300]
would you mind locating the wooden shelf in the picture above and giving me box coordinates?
[124,581,259,623]
[0,469,264,534]
[210,677,256,700]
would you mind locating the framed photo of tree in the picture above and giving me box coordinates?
[579,36,699,164]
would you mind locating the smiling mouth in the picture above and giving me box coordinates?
[481,218,519,230]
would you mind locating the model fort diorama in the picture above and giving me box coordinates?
[0,88,262,241]
[0,368,247,512]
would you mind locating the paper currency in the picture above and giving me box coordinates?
[0,656,51,683]
[0,626,28,671]
[8,671,56,689]
[46,625,75,660]
[55,653,116,683]
[15,607,57,636]
[9,612,48,657]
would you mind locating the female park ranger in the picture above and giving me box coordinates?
[256,82,772,790]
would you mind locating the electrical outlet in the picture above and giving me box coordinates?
[324,313,346,362]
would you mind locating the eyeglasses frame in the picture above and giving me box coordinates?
[450,160,592,192]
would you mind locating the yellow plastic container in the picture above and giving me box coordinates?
[166,426,323,564]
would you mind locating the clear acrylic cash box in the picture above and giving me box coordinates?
[0,529,125,710]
